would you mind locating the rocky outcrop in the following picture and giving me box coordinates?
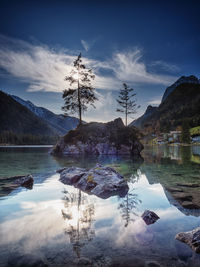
[175,227,200,253]
[58,164,129,199]
[51,118,143,157]
[142,210,160,225]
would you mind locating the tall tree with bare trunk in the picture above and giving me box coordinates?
[116,83,140,126]
[62,53,97,125]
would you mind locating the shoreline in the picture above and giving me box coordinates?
[0,144,53,148]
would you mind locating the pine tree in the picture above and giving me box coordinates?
[62,53,98,125]
[116,83,140,126]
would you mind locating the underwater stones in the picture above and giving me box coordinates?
[14,174,34,189]
[176,183,200,188]
[58,164,129,199]
[175,227,200,253]
[141,210,160,225]
[165,185,200,213]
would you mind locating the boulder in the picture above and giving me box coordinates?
[14,175,34,189]
[60,167,86,185]
[51,118,143,157]
[59,164,129,199]
[175,227,200,253]
[141,210,160,225]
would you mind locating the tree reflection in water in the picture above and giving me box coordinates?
[118,171,141,227]
[61,189,95,258]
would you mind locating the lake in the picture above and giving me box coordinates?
[0,145,200,267]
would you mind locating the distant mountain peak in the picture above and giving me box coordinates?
[11,94,79,135]
[130,74,200,130]
[162,75,200,103]
[130,105,157,127]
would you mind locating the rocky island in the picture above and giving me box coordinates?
[51,118,143,157]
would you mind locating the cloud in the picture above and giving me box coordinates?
[150,60,180,73]
[81,40,90,52]
[109,50,177,85]
[0,34,177,95]
[81,37,99,52]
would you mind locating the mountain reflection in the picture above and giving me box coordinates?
[62,189,95,258]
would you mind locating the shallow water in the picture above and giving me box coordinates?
[0,145,200,266]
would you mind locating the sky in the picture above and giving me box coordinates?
[0,0,200,123]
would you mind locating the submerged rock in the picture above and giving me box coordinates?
[59,164,129,199]
[0,174,34,197]
[14,175,34,189]
[175,227,200,253]
[141,210,160,225]
[51,118,143,157]
[164,184,200,216]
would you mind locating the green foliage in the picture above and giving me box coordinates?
[190,126,200,137]
[181,120,191,144]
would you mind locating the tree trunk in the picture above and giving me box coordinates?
[125,100,128,127]
[77,72,82,125]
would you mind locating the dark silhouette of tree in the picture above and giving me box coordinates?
[116,83,140,126]
[62,53,98,125]
[181,119,191,144]
[62,189,95,259]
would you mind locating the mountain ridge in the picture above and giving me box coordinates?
[131,75,200,133]
[11,95,79,135]
[0,91,57,136]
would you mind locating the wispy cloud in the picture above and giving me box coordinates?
[81,37,99,52]
[0,34,177,94]
[81,40,90,52]
[150,60,180,73]
[110,50,177,85]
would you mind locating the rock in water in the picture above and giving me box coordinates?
[142,210,160,225]
[59,164,129,199]
[60,167,86,185]
[14,175,34,189]
[51,118,143,157]
[175,227,200,253]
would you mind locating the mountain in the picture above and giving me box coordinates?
[0,91,57,136]
[132,105,157,128]
[12,95,79,135]
[131,75,200,133]
[161,75,200,103]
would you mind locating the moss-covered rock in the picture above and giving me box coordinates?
[51,118,143,157]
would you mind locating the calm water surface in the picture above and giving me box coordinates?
[0,145,200,266]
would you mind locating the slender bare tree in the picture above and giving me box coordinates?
[116,83,140,126]
[62,53,98,125]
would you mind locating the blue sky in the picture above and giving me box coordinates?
[0,0,199,123]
